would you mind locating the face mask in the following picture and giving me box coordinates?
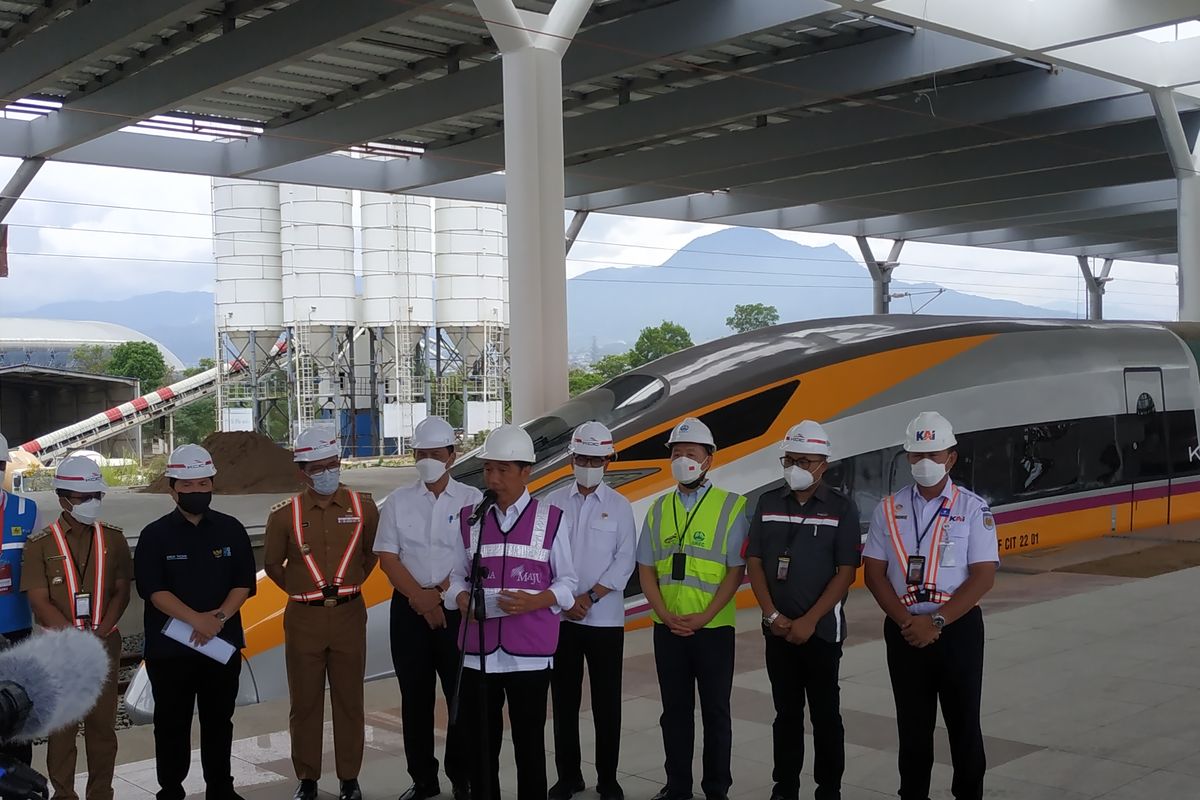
[310,468,341,496]
[911,458,947,488]
[69,499,102,524]
[784,465,815,491]
[573,464,604,489]
[177,491,212,515]
[415,458,447,484]
[671,456,705,485]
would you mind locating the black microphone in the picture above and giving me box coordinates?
[0,755,48,800]
[468,489,497,526]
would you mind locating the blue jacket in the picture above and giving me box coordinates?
[0,489,37,634]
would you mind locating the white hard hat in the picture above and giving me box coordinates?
[905,411,957,453]
[164,444,217,479]
[412,416,455,449]
[54,456,108,494]
[479,424,536,463]
[779,420,831,457]
[293,425,340,462]
[570,421,615,457]
[666,417,715,450]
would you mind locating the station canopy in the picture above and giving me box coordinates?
[0,0,1198,264]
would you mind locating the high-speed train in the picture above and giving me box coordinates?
[125,316,1200,720]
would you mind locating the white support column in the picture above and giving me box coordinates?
[0,157,44,222]
[1076,255,1113,320]
[474,0,592,423]
[565,209,589,255]
[856,237,905,314]
[1151,89,1200,321]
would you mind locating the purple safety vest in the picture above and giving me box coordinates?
[458,498,563,657]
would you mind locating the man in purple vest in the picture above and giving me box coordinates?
[445,424,578,800]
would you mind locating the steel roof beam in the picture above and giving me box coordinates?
[917,211,1177,248]
[226,0,837,176]
[22,0,441,158]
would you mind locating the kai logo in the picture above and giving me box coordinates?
[915,430,937,442]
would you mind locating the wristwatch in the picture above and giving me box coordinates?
[587,589,601,604]
[763,611,780,627]
[932,613,946,631]
[215,611,228,626]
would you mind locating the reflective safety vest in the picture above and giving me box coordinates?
[882,487,959,607]
[0,490,36,634]
[646,486,746,629]
[49,519,108,631]
[289,490,366,604]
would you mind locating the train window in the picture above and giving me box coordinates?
[1079,416,1122,488]
[1118,412,1170,482]
[849,449,894,529]
[1012,422,1082,499]
[618,380,799,462]
[965,427,1012,507]
[1168,410,1200,477]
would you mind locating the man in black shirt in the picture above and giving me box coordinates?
[746,421,861,800]
[134,445,256,800]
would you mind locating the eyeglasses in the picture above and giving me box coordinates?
[572,455,608,468]
[779,456,824,469]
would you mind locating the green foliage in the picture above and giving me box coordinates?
[182,357,215,379]
[569,368,606,397]
[71,344,110,375]
[593,353,631,380]
[726,302,780,333]
[172,398,216,445]
[107,341,169,390]
[628,321,693,368]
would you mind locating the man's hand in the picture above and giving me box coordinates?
[785,615,817,645]
[663,613,695,637]
[189,611,222,645]
[566,594,592,621]
[497,590,547,616]
[456,591,470,616]
[409,588,442,615]
[768,614,792,638]
[901,615,940,648]
[676,613,711,633]
[422,606,447,630]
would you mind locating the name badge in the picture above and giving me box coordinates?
[0,562,12,594]
[51,576,64,585]
[74,592,93,621]
[776,555,790,582]
[671,552,687,581]
[338,516,360,524]
[905,555,926,586]
[940,540,959,568]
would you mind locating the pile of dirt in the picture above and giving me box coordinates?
[142,431,302,495]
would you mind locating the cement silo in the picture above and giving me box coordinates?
[211,178,288,435]
[361,192,435,453]
[433,199,509,436]
[280,184,357,441]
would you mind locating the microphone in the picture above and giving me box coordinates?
[0,628,109,742]
[468,489,497,526]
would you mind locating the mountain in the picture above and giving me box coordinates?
[14,291,214,366]
[565,228,1060,350]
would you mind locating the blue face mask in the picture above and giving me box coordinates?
[309,468,341,496]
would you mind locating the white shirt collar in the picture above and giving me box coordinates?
[911,478,955,506]
[417,475,467,500]
[568,480,608,501]
[494,488,531,519]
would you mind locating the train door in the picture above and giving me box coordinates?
[1122,368,1170,530]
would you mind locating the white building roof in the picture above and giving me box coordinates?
[0,318,185,370]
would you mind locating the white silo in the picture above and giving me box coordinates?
[211,178,288,435]
[434,199,508,436]
[280,184,357,441]
[361,192,436,452]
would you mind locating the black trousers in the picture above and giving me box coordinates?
[883,607,986,800]
[551,623,624,786]
[391,593,467,789]
[764,634,844,800]
[145,653,241,800]
[652,624,735,798]
[457,666,551,800]
[0,628,33,773]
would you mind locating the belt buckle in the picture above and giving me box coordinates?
[323,597,338,607]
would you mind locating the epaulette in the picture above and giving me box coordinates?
[104,523,124,533]
[270,498,293,514]
[28,528,49,542]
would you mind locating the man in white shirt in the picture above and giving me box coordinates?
[545,422,637,800]
[376,417,481,800]
[445,424,578,800]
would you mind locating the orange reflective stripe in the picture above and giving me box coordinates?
[49,521,105,630]
[332,491,364,586]
[292,497,327,589]
[882,496,909,566]
[924,487,959,589]
[290,491,365,592]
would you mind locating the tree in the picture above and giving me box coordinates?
[628,321,693,368]
[71,344,110,375]
[173,398,216,445]
[106,341,169,390]
[726,302,780,333]
[593,353,631,380]
[183,357,215,379]
[569,368,606,397]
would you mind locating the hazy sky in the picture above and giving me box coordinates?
[0,156,1180,321]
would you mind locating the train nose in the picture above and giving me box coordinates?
[123,657,262,725]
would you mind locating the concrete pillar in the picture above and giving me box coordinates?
[856,237,904,315]
[474,0,592,424]
[1077,256,1113,321]
[1180,172,1200,321]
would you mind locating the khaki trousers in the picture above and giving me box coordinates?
[46,633,123,800]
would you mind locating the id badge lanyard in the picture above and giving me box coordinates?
[906,487,947,587]
[776,496,811,582]
[670,488,711,581]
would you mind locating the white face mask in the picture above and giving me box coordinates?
[671,456,705,485]
[784,465,815,491]
[911,458,947,488]
[415,458,447,484]
[309,468,341,496]
[573,464,604,489]
[69,498,102,524]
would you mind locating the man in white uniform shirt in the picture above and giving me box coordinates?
[862,412,999,800]
[445,424,578,800]
[376,417,481,800]
[545,422,637,800]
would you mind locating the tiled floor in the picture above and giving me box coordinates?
[40,562,1200,800]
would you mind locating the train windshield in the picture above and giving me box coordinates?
[450,373,666,488]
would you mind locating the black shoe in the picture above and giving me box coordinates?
[548,778,585,800]
[340,780,363,800]
[768,791,797,800]
[704,795,729,800]
[294,781,319,800]
[651,788,693,800]
[451,784,469,800]
[597,782,624,800]
[400,786,442,800]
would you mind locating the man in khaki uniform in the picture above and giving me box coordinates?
[21,456,132,800]
[265,426,379,800]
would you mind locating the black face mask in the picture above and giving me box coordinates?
[177,491,213,515]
